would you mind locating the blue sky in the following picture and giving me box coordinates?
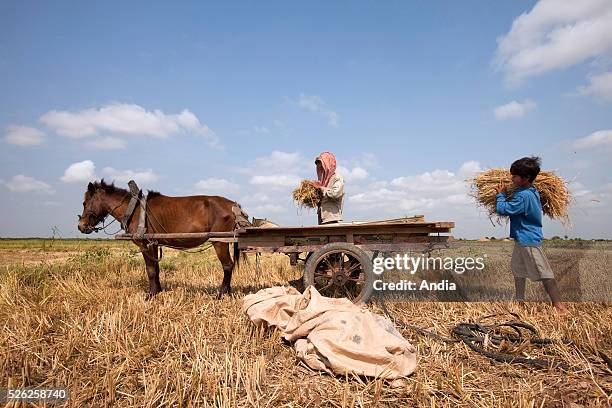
[1,0,611,238]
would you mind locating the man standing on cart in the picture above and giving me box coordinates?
[289,152,345,290]
[313,151,345,225]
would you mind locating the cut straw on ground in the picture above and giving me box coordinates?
[469,168,572,227]
[0,239,610,406]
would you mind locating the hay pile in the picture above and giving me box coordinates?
[470,168,571,226]
[292,179,321,208]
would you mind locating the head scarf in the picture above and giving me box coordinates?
[315,151,336,187]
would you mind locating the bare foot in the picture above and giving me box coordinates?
[553,302,568,314]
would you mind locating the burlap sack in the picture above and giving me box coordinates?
[243,286,417,379]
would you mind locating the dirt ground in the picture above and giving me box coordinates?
[0,239,610,407]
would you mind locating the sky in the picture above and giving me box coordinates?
[1,0,611,239]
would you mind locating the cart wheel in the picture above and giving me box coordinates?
[303,242,373,304]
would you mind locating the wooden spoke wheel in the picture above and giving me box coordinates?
[303,242,374,304]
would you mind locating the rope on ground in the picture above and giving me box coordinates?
[376,296,612,374]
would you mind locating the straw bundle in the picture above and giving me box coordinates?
[470,168,571,226]
[292,179,321,208]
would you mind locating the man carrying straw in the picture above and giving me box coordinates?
[495,157,566,312]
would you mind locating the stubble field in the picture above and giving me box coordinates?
[0,238,610,407]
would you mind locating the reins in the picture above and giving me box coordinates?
[83,192,131,235]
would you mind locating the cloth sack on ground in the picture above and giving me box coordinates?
[242,285,417,379]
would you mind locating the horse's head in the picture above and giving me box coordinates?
[78,180,111,234]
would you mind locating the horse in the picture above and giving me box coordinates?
[77,179,243,299]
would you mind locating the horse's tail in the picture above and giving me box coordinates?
[231,201,251,272]
[232,242,249,270]
[232,242,241,272]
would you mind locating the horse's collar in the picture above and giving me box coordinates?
[121,180,143,232]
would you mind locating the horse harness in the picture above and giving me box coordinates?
[121,180,148,240]
[118,180,163,262]
[120,180,251,262]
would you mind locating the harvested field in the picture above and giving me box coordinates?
[0,239,610,407]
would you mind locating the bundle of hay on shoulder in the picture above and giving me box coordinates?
[469,168,571,226]
[292,179,321,209]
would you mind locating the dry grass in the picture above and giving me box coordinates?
[470,169,572,226]
[0,239,611,407]
[292,179,321,209]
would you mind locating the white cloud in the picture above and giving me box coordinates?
[568,181,612,209]
[102,167,158,184]
[40,103,220,147]
[2,175,54,194]
[248,204,286,214]
[240,192,272,203]
[240,151,311,177]
[85,136,127,150]
[458,160,483,178]
[4,125,45,146]
[253,126,270,134]
[494,99,536,120]
[349,161,482,215]
[296,94,339,126]
[61,160,96,183]
[250,174,301,188]
[390,170,466,195]
[238,151,309,191]
[573,129,612,149]
[354,153,378,169]
[253,151,302,169]
[337,165,368,182]
[576,71,612,101]
[193,178,240,195]
[495,0,612,85]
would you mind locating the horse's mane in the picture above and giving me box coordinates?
[92,179,128,195]
[91,179,162,198]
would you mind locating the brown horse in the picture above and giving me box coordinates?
[78,179,242,299]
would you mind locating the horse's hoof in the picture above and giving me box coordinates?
[217,286,231,299]
[145,291,161,301]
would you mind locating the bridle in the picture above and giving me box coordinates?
[78,191,131,235]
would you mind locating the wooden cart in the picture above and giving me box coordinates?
[116,216,454,303]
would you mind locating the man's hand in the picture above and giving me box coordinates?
[495,182,507,195]
[312,181,323,189]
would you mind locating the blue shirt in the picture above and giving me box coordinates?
[496,186,543,246]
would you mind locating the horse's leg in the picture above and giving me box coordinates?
[143,244,162,299]
[213,242,234,299]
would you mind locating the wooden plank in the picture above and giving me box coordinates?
[208,238,238,243]
[238,237,285,250]
[350,215,425,225]
[114,231,238,240]
[241,221,453,235]
[240,226,451,239]
[240,237,453,254]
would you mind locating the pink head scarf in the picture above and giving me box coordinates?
[315,151,336,187]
